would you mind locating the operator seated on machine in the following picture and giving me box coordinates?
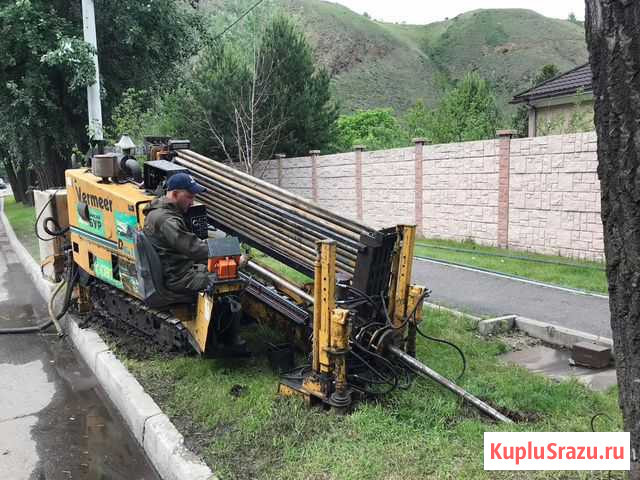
[142,172,215,295]
[143,172,247,351]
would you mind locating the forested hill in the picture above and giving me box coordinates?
[199,0,588,114]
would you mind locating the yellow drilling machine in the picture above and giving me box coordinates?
[41,138,509,420]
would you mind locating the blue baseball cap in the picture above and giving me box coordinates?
[166,172,206,194]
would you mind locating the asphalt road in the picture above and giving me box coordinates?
[0,221,160,479]
[412,258,612,338]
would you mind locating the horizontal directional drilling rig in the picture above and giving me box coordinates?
[47,137,510,420]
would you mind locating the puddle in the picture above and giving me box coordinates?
[501,345,617,391]
[0,223,160,479]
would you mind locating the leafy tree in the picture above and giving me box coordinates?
[0,0,203,201]
[333,109,409,152]
[533,64,561,86]
[585,4,640,475]
[402,101,431,141]
[567,12,583,26]
[177,42,253,165]
[427,72,501,143]
[511,64,560,137]
[109,89,151,145]
[260,16,337,157]
[171,15,337,174]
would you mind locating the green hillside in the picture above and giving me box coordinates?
[420,9,588,109]
[199,1,588,115]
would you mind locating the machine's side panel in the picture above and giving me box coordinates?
[66,168,152,299]
[69,231,142,296]
[66,169,150,249]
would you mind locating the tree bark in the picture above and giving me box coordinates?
[585,1,640,476]
[2,157,24,203]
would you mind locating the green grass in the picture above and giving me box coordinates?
[124,308,621,479]
[3,196,38,259]
[250,250,313,285]
[415,238,608,294]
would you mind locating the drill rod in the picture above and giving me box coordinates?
[207,209,354,274]
[246,260,314,304]
[178,150,372,236]
[199,189,358,264]
[388,345,513,424]
[179,158,363,248]
[176,153,364,241]
[192,172,361,251]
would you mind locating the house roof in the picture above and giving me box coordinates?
[510,63,592,104]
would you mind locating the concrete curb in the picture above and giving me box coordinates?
[514,316,614,358]
[477,315,516,336]
[1,201,216,480]
[0,201,55,300]
[432,301,615,358]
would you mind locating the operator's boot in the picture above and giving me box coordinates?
[211,297,250,357]
[217,318,250,357]
[216,339,250,358]
[224,320,247,348]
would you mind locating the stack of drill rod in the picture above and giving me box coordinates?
[173,150,374,277]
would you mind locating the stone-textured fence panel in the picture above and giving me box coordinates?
[259,131,604,261]
[423,140,500,246]
[508,132,602,259]
[362,147,415,229]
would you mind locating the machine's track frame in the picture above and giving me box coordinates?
[90,281,193,352]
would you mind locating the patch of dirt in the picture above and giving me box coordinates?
[494,42,517,54]
[229,384,247,398]
[498,329,543,352]
[494,405,543,424]
[170,415,227,457]
[77,313,184,361]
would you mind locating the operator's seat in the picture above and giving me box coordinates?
[134,231,195,308]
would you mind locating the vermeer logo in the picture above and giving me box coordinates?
[74,185,113,212]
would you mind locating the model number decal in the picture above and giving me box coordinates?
[78,208,105,236]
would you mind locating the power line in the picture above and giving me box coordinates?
[211,0,267,43]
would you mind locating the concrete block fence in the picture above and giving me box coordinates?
[263,131,603,261]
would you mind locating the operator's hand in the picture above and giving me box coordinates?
[239,254,250,269]
[208,228,227,240]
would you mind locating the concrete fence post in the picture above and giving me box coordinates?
[496,130,516,248]
[413,138,428,237]
[275,153,285,187]
[354,145,365,221]
[309,150,320,202]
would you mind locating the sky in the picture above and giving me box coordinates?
[332,0,585,24]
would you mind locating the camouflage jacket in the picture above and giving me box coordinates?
[142,197,208,290]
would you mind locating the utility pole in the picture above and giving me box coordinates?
[81,0,103,142]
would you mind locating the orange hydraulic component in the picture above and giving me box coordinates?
[208,256,240,280]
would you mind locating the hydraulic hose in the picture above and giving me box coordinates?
[43,216,69,237]
[0,263,78,335]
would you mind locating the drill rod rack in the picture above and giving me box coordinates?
[174,150,373,276]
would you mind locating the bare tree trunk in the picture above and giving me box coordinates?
[585,1,640,477]
[39,135,67,188]
[18,162,30,205]
[2,156,25,203]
